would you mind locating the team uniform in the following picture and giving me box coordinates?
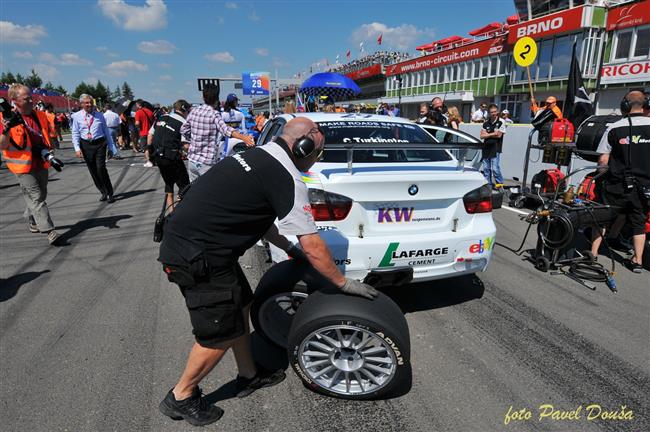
[481,117,507,187]
[218,109,246,161]
[149,112,190,194]
[159,138,317,347]
[596,113,650,236]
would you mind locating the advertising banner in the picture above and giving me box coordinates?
[346,64,383,81]
[506,6,584,44]
[601,60,650,84]
[606,0,650,30]
[242,71,270,95]
[385,36,506,77]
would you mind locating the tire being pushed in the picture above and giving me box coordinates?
[287,288,411,400]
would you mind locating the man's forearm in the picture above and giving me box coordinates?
[263,224,292,251]
[299,234,346,287]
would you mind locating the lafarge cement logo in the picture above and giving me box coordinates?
[379,242,448,267]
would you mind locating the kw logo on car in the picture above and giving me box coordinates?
[378,207,414,223]
[379,242,448,267]
[469,236,495,254]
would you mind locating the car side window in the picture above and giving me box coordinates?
[259,119,286,145]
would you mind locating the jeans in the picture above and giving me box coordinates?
[188,160,213,182]
[17,168,55,232]
[482,153,504,187]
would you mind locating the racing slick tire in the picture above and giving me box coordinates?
[251,259,320,348]
[287,289,411,400]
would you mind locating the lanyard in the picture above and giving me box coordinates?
[84,112,95,139]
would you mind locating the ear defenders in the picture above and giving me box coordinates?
[620,88,650,115]
[291,135,316,159]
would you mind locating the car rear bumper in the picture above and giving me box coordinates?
[269,217,497,283]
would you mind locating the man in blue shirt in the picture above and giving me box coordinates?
[72,94,116,203]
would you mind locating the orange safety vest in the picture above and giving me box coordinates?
[1,111,52,174]
[45,111,57,138]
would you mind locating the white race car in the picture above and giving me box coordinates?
[257,113,497,285]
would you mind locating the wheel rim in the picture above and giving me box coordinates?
[297,325,397,396]
[258,291,308,347]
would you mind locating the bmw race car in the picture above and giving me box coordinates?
[257,113,497,285]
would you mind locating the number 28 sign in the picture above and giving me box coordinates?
[242,71,270,96]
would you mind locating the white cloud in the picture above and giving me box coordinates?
[254,48,269,56]
[84,77,100,85]
[204,51,234,63]
[159,74,172,81]
[0,21,47,45]
[138,39,177,54]
[105,60,149,76]
[97,0,167,31]
[13,51,33,59]
[39,52,93,66]
[248,8,260,21]
[349,22,435,51]
[33,63,59,80]
[225,2,238,9]
[217,17,225,24]
[158,62,171,68]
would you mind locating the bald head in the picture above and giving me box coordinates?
[625,90,646,112]
[280,117,325,170]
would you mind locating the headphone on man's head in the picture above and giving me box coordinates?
[620,88,650,115]
[291,134,316,159]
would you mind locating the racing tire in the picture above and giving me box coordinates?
[535,256,550,272]
[287,289,411,400]
[512,195,526,209]
[251,259,325,348]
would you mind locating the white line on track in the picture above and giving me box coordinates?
[499,205,529,215]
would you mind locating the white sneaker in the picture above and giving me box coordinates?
[143,161,154,168]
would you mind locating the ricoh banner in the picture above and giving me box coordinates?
[601,60,650,84]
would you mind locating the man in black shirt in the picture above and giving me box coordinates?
[157,117,378,426]
[591,90,650,273]
[480,104,507,188]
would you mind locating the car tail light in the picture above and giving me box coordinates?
[463,184,492,214]
[308,189,353,221]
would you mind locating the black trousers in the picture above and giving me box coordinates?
[80,138,113,196]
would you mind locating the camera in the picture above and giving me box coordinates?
[0,97,24,131]
[40,149,65,172]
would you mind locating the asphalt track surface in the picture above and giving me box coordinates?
[1,139,648,432]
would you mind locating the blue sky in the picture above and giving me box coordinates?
[1,0,515,104]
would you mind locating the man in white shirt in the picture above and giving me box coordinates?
[103,105,122,159]
[471,103,488,123]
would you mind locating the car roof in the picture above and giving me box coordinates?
[276,112,415,125]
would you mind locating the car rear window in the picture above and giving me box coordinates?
[318,120,452,163]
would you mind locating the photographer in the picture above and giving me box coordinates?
[0,84,63,245]
[429,97,448,127]
[590,90,650,273]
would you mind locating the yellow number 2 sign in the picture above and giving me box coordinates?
[513,37,538,68]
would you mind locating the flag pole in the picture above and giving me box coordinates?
[526,66,534,102]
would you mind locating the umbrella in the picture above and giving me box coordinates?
[299,72,361,101]
[114,98,134,115]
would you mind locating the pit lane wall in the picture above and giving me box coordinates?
[459,123,594,184]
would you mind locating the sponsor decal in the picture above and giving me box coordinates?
[507,6,584,44]
[301,171,321,184]
[469,236,495,254]
[317,225,337,231]
[378,207,415,223]
[379,242,448,267]
[600,61,650,85]
[376,332,405,365]
[342,137,408,143]
[333,258,351,266]
[232,153,252,172]
[607,0,650,30]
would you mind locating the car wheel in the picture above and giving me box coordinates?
[251,259,328,348]
[287,289,410,400]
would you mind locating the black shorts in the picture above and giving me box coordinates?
[601,182,649,236]
[163,261,254,347]
[156,157,189,193]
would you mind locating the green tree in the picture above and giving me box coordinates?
[54,85,67,95]
[15,73,25,84]
[121,81,134,99]
[24,69,43,88]
[94,80,110,106]
[111,85,121,100]
[1,71,17,83]
[43,81,56,91]
[72,81,94,99]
